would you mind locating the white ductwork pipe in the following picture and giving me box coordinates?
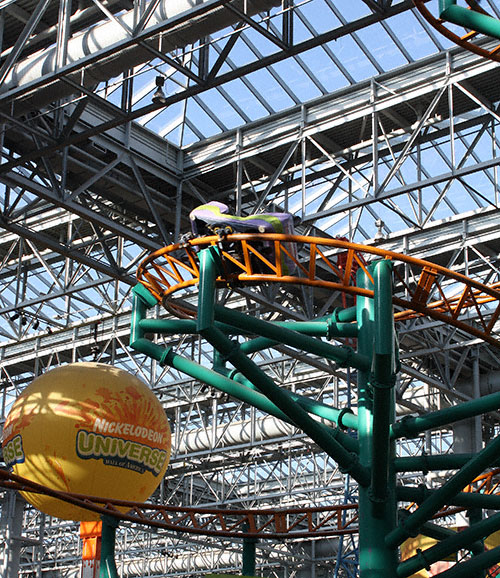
[118,540,338,575]
[3,0,280,108]
[174,414,296,454]
[118,550,241,575]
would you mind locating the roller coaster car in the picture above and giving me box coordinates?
[189,201,297,274]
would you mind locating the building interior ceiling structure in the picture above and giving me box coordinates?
[1,0,500,576]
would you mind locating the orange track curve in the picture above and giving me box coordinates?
[136,234,500,349]
[1,467,498,539]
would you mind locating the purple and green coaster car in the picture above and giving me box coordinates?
[189,201,297,274]
[189,201,295,237]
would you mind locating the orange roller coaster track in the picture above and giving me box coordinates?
[0,468,359,539]
[2,468,498,539]
[136,234,500,349]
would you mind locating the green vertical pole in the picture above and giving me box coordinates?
[197,246,221,332]
[356,264,398,578]
[242,524,257,576]
[370,260,396,517]
[99,516,119,578]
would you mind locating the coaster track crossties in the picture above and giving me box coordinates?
[136,234,500,349]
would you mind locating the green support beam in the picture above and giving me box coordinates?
[397,510,483,553]
[205,323,370,486]
[392,391,500,440]
[131,336,290,424]
[411,545,500,578]
[138,315,358,341]
[130,284,359,452]
[440,0,500,40]
[395,453,500,472]
[215,366,359,433]
[211,305,370,372]
[195,248,370,486]
[397,511,500,577]
[396,485,500,511]
[99,516,119,578]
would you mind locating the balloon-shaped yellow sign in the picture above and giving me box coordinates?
[2,363,171,521]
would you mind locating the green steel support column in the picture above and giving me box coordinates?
[131,284,159,344]
[372,261,395,384]
[392,391,500,440]
[99,516,119,578]
[195,247,368,482]
[356,265,398,578]
[242,526,257,577]
[197,247,221,332]
[370,260,396,518]
[387,433,500,548]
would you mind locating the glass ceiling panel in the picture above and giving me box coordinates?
[129,1,451,147]
[355,23,410,70]
[298,0,344,35]
[388,11,447,59]
[298,46,352,91]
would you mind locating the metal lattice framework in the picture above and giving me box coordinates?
[1,0,500,576]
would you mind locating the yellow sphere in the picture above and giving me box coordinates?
[2,363,171,521]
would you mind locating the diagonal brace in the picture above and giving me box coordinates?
[386,432,500,548]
